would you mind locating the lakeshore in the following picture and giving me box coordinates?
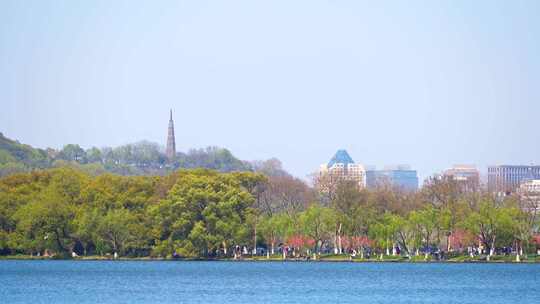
[3,253,540,263]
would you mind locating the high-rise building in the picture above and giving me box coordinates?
[166,109,176,162]
[319,149,366,189]
[443,165,480,191]
[365,165,418,191]
[488,165,540,194]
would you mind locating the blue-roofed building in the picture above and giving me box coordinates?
[319,149,366,189]
[366,165,418,191]
[327,149,355,167]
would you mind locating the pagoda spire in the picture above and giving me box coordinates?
[166,109,176,162]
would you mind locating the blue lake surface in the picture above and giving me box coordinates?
[1,260,539,303]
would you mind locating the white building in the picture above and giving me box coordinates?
[518,179,540,213]
[520,179,540,192]
[319,149,366,189]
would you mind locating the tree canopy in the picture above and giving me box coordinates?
[0,165,538,261]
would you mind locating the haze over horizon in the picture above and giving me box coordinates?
[1,0,539,181]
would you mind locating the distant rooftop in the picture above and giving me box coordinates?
[383,164,411,171]
[490,164,539,168]
[451,164,477,169]
[366,165,415,172]
[328,149,355,167]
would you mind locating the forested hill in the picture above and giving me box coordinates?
[0,133,50,174]
[0,133,283,177]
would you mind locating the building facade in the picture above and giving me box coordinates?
[443,165,480,191]
[520,179,540,193]
[319,149,366,189]
[518,179,540,213]
[365,165,418,191]
[166,109,176,162]
[488,165,540,194]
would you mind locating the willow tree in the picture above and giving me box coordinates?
[298,204,335,256]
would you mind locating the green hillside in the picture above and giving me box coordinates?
[0,133,51,176]
[0,133,257,177]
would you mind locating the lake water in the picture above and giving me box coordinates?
[1,260,539,303]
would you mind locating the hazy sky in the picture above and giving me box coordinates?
[1,0,539,181]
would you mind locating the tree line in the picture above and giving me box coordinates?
[0,133,263,177]
[0,167,539,260]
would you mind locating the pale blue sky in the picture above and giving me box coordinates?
[1,0,539,181]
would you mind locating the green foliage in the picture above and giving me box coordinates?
[460,195,525,252]
[0,133,50,176]
[370,212,401,252]
[0,164,537,260]
[0,133,256,178]
[298,204,335,252]
[13,187,77,254]
[0,168,265,258]
[150,169,261,257]
[95,209,142,255]
[58,144,87,163]
[0,133,49,169]
[175,147,251,172]
[0,150,17,163]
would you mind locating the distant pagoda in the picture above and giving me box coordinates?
[166,109,176,162]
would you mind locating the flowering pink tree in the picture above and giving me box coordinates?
[449,230,476,252]
[286,235,315,257]
[341,236,352,252]
[531,234,540,249]
[341,236,372,258]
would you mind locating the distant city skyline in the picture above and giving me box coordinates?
[1,1,539,182]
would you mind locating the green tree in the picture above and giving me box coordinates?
[408,205,440,259]
[150,170,256,257]
[59,144,87,163]
[298,204,335,254]
[86,147,102,163]
[461,195,515,259]
[96,209,139,257]
[370,212,400,258]
[73,206,99,255]
[14,188,76,256]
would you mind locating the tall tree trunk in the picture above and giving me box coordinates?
[516,240,521,262]
[333,231,339,254]
[54,230,67,254]
[253,224,257,256]
[337,223,342,254]
[398,232,410,257]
